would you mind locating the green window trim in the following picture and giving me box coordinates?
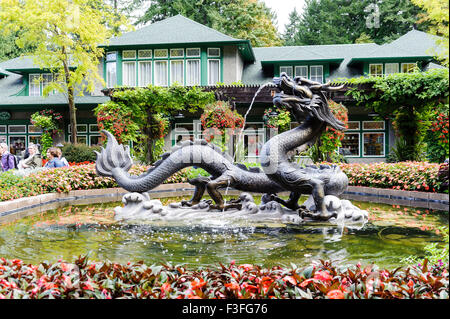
[364,61,422,77]
[277,63,328,83]
[340,118,389,158]
[104,46,223,88]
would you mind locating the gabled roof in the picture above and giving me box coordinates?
[103,14,255,62]
[349,30,440,64]
[242,43,379,84]
[258,43,378,64]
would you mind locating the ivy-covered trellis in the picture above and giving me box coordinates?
[95,85,215,163]
[334,68,449,162]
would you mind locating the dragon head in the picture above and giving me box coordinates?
[272,73,346,131]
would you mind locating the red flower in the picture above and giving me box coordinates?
[327,289,345,299]
[238,264,254,271]
[191,278,206,290]
[225,282,240,291]
[314,271,333,282]
[282,276,297,286]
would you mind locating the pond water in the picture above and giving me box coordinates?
[0,197,447,269]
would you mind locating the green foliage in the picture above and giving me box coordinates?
[299,101,348,163]
[30,109,63,157]
[263,107,291,132]
[95,85,215,163]
[336,69,449,161]
[288,0,429,45]
[403,226,449,268]
[424,104,449,163]
[200,100,244,152]
[0,0,130,142]
[135,0,281,47]
[0,256,447,299]
[0,31,35,62]
[61,143,101,163]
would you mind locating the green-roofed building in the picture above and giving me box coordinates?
[0,15,444,162]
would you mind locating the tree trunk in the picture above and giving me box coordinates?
[62,53,77,144]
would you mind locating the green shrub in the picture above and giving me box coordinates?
[61,143,101,163]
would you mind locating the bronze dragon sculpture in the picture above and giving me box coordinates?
[95,73,348,220]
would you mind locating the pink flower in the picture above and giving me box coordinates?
[327,289,345,299]
[314,271,333,282]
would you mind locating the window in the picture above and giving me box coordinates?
[310,66,323,83]
[122,61,136,86]
[138,61,152,87]
[28,135,41,146]
[8,125,26,133]
[106,52,117,61]
[122,50,136,60]
[402,63,416,73]
[186,60,201,86]
[138,50,152,59]
[207,48,220,57]
[208,59,220,85]
[173,120,203,145]
[0,126,6,134]
[280,66,293,77]
[347,121,360,130]
[363,121,384,130]
[154,60,168,86]
[385,63,399,75]
[369,64,383,77]
[295,66,308,78]
[28,125,43,133]
[170,60,184,85]
[89,124,99,133]
[29,74,41,96]
[341,133,360,157]
[42,74,54,95]
[9,136,26,155]
[89,135,101,146]
[186,48,200,57]
[241,123,264,160]
[170,48,184,58]
[363,133,385,156]
[106,62,117,87]
[154,49,168,58]
[68,124,88,133]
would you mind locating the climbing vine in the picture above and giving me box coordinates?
[334,68,449,161]
[30,109,63,157]
[95,84,215,163]
[307,100,348,163]
[263,106,291,132]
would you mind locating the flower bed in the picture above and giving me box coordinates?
[0,257,447,299]
[0,161,448,202]
[340,161,447,193]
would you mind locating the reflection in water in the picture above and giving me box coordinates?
[0,200,447,269]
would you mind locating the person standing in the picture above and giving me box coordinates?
[43,147,65,168]
[18,144,42,170]
[0,142,16,171]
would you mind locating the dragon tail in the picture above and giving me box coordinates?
[95,130,233,193]
[95,130,133,177]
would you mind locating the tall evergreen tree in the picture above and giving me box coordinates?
[135,0,282,47]
[0,31,35,62]
[291,0,428,45]
[282,8,301,46]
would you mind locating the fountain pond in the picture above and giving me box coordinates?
[0,196,447,269]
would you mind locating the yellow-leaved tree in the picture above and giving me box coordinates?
[412,0,449,66]
[0,0,130,142]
